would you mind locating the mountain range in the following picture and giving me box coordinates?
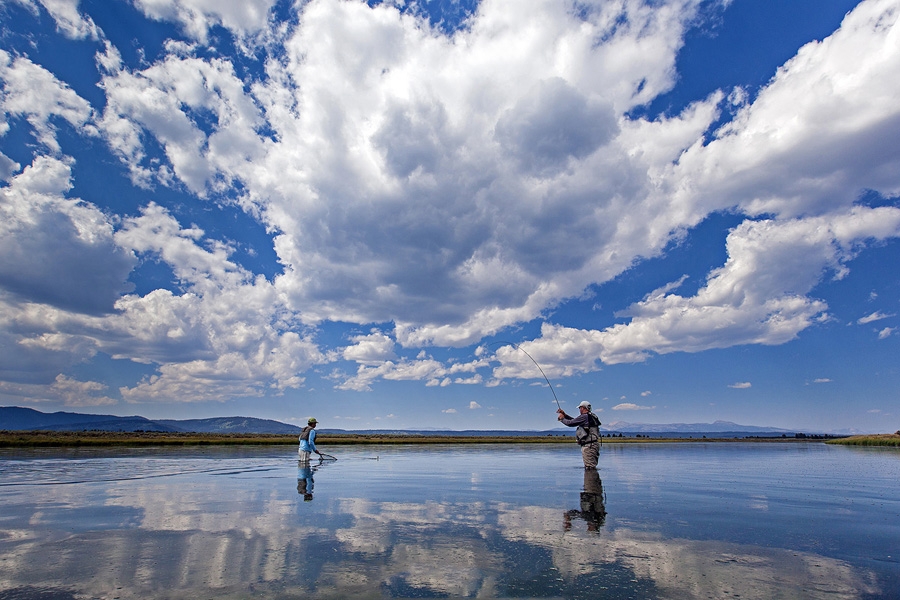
[0,407,821,436]
[0,407,302,434]
[600,420,795,434]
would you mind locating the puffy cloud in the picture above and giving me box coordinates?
[108,205,327,401]
[342,331,398,365]
[673,0,900,218]
[0,185,326,400]
[97,0,712,346]
[613,403,654,410]
[729,382,752,389]
[0,373,116,406]
[33,0,101,40]
[336,353,485,392]
[494,77,618,176]
[0,51,96,151]
[3,0,900,402]
[98,48,265,190]
[599,207,900,358]
[0,156,137,315]
[131,0,278,44]
[0,152,18,180]
[49,374,116,406]
[489,205,900,379]
[100,0,900,363]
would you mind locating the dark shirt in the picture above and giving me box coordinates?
[560,413,594,428]
[560,412,600,445]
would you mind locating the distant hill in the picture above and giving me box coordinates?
[156,417,302,434]
[601,420,795,435]
[0,407,301,434]
[1,407,806,436]
[0,406,179,432]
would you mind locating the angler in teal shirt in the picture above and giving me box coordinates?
[299,417,322,463]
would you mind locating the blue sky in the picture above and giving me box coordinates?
[0,0,898,433]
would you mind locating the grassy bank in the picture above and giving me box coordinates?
[825,433,900,447]
[0,431,828,447]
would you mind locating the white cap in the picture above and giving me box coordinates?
[577,401,591,409]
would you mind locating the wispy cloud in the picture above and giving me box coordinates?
[858,311,894,324]
[613,403,654,411]
[729,382,752,389]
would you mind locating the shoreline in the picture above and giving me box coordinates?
[0,430,861,447]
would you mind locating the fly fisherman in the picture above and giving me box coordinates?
[299,417,322,463]
[557,401,601,469]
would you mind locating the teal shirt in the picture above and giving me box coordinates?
[299,427,317,452]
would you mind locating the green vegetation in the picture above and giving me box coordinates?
[825,433,900,447]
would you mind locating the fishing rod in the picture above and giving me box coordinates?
[489,341,562,411]
[490,341,602,447]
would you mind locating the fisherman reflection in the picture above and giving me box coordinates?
[564,468,606,532]
[297,461,318,501]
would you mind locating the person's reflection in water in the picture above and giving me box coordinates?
[297,461,318,501]
[564,468,606,532]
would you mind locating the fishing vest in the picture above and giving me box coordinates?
[577,413,601,446]
[300,426,313,443]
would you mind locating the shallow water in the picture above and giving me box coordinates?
[0,442,898,599]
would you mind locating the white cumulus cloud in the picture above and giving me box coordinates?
[1,0,899,405]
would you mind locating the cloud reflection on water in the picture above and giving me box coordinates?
[0,447,886,599]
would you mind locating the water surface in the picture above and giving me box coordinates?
[1,442,898,599]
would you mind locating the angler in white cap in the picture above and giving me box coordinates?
[557,401,601,469]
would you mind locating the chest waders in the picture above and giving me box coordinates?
[577,413,601,446]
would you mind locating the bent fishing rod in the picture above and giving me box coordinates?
[491,341,603,445]
[489,341,562,411]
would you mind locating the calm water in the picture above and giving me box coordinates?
[0,442,898,599]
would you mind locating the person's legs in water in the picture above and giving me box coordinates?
[581,442,599,469]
